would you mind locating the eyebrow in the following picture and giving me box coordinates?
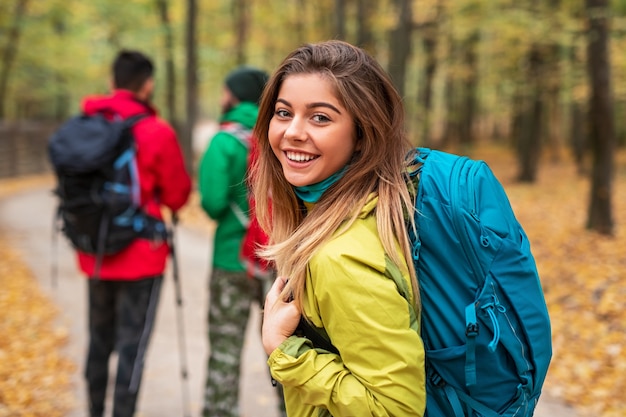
[276,98,342,115]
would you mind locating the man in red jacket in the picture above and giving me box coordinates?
[78,50,191,417]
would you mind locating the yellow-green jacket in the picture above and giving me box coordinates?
[268,195,426,417]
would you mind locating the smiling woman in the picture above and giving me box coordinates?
[250,40,425,417]
[268,73,359,188]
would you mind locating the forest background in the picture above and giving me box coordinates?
[1,0,623,233]
[0,0,625,416]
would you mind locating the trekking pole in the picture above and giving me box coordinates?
[51,209,59,289]
[168,213,192,417]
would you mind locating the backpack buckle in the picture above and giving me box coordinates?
[465,323,479,337]
[428,370,446,388]
[465,303,479,337]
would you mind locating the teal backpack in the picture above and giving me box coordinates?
[296,147,552,417]
[408,148,552,417]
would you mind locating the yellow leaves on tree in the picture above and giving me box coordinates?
[0,239,75,417]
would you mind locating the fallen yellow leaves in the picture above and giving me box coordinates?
[0,238,75,416]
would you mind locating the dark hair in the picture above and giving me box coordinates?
[112,50,154,92]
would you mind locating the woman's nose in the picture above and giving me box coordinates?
[284,118,306,141]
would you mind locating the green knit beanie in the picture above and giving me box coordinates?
[225,66,269,104]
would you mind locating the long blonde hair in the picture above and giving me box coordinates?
[251,40,418,311]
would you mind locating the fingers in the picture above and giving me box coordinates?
[262,276,300,355]
[265,276,288,309]
[274,275,288,292]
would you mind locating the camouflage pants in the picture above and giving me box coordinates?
[254,274,287,417]
[203,268,286,417]
[203,268,255,417]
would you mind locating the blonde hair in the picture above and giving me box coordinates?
[251,40,418,311]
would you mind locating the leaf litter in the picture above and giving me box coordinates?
[0,235,76,416]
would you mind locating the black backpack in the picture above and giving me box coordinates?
[48,112,167,276]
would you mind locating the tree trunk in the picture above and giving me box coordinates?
[356,0,375,52]
[617,100,626,147]
[0,0,29,119]
[387,0,413,97]
[516,92,542,182]
[516,45,544,183]
[459,31,479,146]
[334,0,346,40]
[440,27,461,147]
[155,0,177,125]
[233,0,249,65]
[417,1,443,147]
[570,101,587,176]
[585,0,615,235]
[51,12,69,121]
[546,85,562,163]
[441,70,459,147]
[419,31,438,147]
[183,0,197,174]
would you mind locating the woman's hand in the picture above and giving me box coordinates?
[262,276,301,355]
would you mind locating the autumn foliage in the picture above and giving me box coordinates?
[0,241,75,416]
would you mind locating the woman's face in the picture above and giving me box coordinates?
[268,73,358,187]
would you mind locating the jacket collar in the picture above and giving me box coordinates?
[81,89,157,118]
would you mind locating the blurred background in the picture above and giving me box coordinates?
[0,0,624,416]
[1,0,624,187]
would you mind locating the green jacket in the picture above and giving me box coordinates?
[198,102,259,271]
[268,195,426,417]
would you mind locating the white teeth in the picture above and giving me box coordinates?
[286,151,317,162]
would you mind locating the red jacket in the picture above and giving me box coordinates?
[240,137,274,279]
[77,90,191,279]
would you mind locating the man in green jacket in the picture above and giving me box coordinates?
[198,66,277,417]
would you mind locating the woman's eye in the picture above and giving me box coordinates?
[274,109,290,118]
[312,114,330,123]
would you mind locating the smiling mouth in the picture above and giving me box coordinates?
[285,151,319,162]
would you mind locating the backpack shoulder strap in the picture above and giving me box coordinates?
[294,317,340,355]
[219,122,254,226]
[221,122,253,149]
[410,148,486,387]
[123,112,149,127]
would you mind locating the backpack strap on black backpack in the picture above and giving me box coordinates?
[293,317,339,355]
